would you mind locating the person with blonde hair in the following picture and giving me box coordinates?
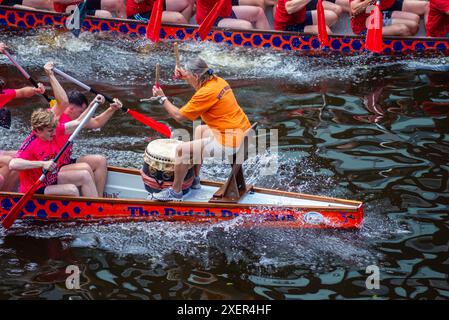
[10,95,106,197]
[150,57,251,202]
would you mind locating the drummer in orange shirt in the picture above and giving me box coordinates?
[151,58,251,202]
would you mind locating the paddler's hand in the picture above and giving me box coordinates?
[110,98,122,111]
[152,85,166,98]
[94,94,106,105]
[34,83,46,95]
[42,160,57,172]
[174,66,188,80]
[44,61,55,76]
[0,42,7,54]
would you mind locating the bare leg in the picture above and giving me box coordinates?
[101,0,127,19]
[323,1,343,17]
[239,0,266,10]
[335,0,350,13]
[218,18,253,29]
[193,125,214,177]
[58,167,98,197]
[76,155,107,197]
[391,18,418,35]
[166,0,195,22]
[232,5,271,30]
[304,24,333,34]
[44,184,80,196]
[402,0,428,16]
[382,23,412,36]
[172,138,211,193]
[0,155,18,192]
[21,0,54,10]
[162,11,188,24]
[311,9,339,27]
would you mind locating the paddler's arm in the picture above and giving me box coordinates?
[63,95,106,134]
[14,84,46,99]
[285,0,311,14]
[44,61,68,117]
[84,99,122,129]
[152,86,188,123]
[0,42,7,53]
[9,158,56,171]
[350,0,374,16]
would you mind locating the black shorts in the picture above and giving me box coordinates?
[214,10,238,26]
[232,0,239,5]
[1,0,23,6]
[86,0,102,15]
[384,0,404,12]
[285,11,314,32]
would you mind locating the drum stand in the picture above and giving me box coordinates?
[209,123,257,204]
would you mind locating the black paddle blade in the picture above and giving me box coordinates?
[65,1,87,37]
[0,108,12,130]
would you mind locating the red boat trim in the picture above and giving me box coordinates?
[1,5,448,55]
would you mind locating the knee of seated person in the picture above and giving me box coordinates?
[0,175,5,190]
[93,155,108,167]
[96,10,113,18]
[173,13,187,24]
[397,24,411,36]
[326,11,338,25]
[239,20,254,29]
[79,170,94,183]
[67,185,80,196]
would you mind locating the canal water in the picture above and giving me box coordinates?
[0,29,448,299]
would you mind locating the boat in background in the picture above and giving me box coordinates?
[1,5,448,55]
[0,166,363,229]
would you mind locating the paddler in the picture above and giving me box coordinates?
[52,0,127,19]
[426,0,449,37]
[196,0,271,30]
[44,61,122,197]
[9,95,106,197]
[150,57,252,202]
[1,42,47,192]
[273,0,338,33]
[126,0,194,24]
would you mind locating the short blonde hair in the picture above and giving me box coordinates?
[31,109,57,131]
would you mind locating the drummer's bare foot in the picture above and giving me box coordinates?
[152,187,183,202]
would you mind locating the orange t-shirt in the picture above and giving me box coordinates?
[179,76,251,148]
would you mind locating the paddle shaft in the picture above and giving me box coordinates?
[1,101,101,229]
[53,68,172,137]
[53,68,122,109]
[3,50,52,102]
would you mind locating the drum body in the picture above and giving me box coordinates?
[141,139,194,194]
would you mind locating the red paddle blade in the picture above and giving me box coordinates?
[146,0,164,42]
[198,0,226,40]
[365,3,383,53]
[317,0,330,47]
[2,179,42,229]
[127,109,172,138]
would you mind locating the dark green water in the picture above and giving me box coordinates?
[1,29,449,300]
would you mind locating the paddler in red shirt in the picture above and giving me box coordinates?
[126,0,194,24]
[274,0,338,33]
[0,0,54,11]
[349,0,421,36]
[196,0,270,30]
[52,0,127,19]
[426,0,449,37]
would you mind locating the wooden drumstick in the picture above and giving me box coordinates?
[174,42,180,69]
[155,63,161,88]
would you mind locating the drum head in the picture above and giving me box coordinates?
[145,139,182,163]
